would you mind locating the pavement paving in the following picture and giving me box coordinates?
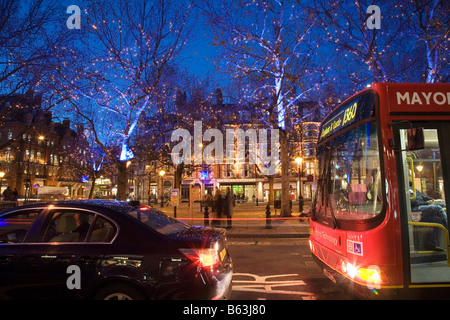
[156,201,311,238]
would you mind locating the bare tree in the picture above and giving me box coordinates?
[202,0,322,216]
[312,0,450,84]
[0,0,77,162]
[401,0,449,83]
[313,0,412,83]
[45,0,195,200]
[0,0,57,97]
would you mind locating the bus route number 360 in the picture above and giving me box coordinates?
[343,102,358,126]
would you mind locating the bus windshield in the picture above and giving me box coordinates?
[314,121,384,229]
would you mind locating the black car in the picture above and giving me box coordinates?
[0,200,232,300]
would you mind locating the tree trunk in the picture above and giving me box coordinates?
[280,129,291,217]
[88,171,96,199]
[268,176,274,205]
[175,163,184,189]
[116,161,128,201]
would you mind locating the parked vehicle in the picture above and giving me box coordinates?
[0,200,232,300]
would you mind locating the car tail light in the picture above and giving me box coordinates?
[180,246,220,269]
[198,249,220,268]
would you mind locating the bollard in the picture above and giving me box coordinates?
[265,204,272,229]
[298,195,304,214]
[204,206,210,227]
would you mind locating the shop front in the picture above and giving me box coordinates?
[217,178,264,203]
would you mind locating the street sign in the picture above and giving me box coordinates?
[171,188,179,206]
[190,186,201,201]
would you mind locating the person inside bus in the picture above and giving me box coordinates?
[410,184,448,251]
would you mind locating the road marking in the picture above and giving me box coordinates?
[228,239,308,246]
[233,273,317,300]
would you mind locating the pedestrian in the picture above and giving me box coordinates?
[2,186,13,201]
[212,192,223,228]
[12,188,18,201]
[224,187,234,229]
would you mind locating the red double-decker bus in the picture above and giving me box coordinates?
[310,83,450,298]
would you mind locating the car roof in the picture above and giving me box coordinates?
[0,199,137,215]
[55,199,135,212]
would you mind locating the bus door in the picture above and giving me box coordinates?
[395,124,450,286]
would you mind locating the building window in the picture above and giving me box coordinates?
[224,164,234,178]
[4,148,11,162]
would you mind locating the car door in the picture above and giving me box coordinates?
[10,208,97,299]
[0,208,43,299]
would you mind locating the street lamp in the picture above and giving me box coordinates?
[25,135,33,203]
[160,170,165,207]
[0,171,5,200]
[295,157,303,214]
[416,164,424,192]
[38,135,47,185]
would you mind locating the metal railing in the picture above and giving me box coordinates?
[409,221,450,267]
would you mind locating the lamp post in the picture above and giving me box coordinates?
[25,136,33,203]
[295,157,303,214]
[0,171,5,201]
[173,163,178,218]
[38,135,47,186]
[160,170,165,207]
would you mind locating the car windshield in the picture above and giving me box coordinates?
[127,207,190,235]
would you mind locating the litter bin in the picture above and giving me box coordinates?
[274,200,281,209]
[274,200,292,209]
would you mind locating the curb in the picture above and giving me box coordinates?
[226,233,310,238]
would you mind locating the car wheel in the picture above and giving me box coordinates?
[94,283,146,300]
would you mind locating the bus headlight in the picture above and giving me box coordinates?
[359,267,381,284]
[340,261,382,288]
[346,262,358,279]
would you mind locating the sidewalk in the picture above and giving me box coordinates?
[156,201,311,238]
